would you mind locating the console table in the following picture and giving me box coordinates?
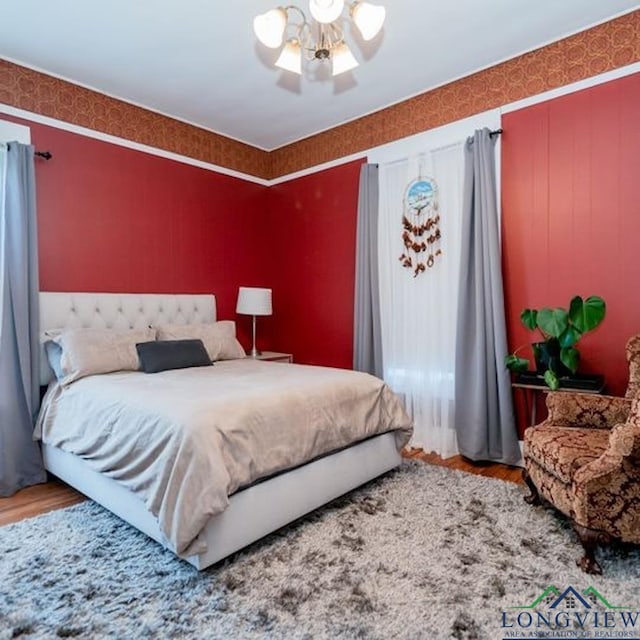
[512,372,605,428]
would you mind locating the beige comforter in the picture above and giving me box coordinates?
[36,359,412,556]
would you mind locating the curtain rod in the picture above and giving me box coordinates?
[470,129,503,142]
[378,127,505,165]
[467,128,503,145]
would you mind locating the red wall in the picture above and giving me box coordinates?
[2,115,363,364]
[3,116,270,334]
[502,73,640,422]
[263,159,365,368]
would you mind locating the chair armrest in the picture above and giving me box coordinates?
[540,393,631,429]
[608,421,640,461]
[572,423,640,538]
[573,423,637,487]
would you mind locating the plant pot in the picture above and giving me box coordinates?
[532,340,572,378]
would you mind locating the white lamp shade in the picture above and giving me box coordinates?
[309,0,345,24]
[236,287,273,316]
[332,42,359,76]
[351,2,385,41]
[253,8,287,48]
[275,39,302,74]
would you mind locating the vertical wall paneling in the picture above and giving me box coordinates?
[502,72,640,434]
[263,160,365,368]
[2,115,269,330]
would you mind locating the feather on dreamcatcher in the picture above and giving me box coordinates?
[399,175,442,277]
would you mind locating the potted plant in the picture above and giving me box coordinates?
[505,295,606,390]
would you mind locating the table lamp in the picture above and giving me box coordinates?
[236,287,272,357]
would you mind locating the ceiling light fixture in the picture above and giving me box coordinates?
[253,0,386,77]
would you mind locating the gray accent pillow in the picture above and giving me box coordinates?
[136,339,212,373]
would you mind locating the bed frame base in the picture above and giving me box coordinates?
[43,432,400,570]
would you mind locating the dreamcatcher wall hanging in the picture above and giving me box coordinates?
[399,175,442,277]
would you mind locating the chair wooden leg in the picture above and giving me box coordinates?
[573,523,610,575]
[522,469,541,506]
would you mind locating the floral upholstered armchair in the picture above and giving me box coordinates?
[522,335,640,574]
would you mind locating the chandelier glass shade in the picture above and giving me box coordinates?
[253,1,386,76]
[309,0,345,23]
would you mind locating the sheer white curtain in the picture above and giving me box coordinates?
[378,143,465,458]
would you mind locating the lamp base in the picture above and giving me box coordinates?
[248,314,263,358]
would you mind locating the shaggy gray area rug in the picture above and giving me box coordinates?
[1,462,639,640]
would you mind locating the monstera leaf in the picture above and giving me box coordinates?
[569,295,606,334]
[559,325,582,348]
[520,309,538,332]
[536,307,569,338]
[560,345,580,374]
[505,354,529,372]
[544,369,559,391]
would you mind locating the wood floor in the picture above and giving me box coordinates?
[0,450,523,528]
[0,477,86,527]
[404,448,524,484]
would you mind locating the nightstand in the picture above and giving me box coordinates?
[251,351,293,363]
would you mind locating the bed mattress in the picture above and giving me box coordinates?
[36,359,412,556]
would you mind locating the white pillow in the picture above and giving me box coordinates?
[52,327,156,385]
[155,321,246,361]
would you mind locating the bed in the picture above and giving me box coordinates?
[36,292,412,570]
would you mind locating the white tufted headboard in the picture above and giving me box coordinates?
[39,292,217,385]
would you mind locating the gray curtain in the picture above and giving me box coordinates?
[353,163,383,378]
[0,142,46,496]
[454,129,520,465]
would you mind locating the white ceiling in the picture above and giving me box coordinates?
[1,1,638,150]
